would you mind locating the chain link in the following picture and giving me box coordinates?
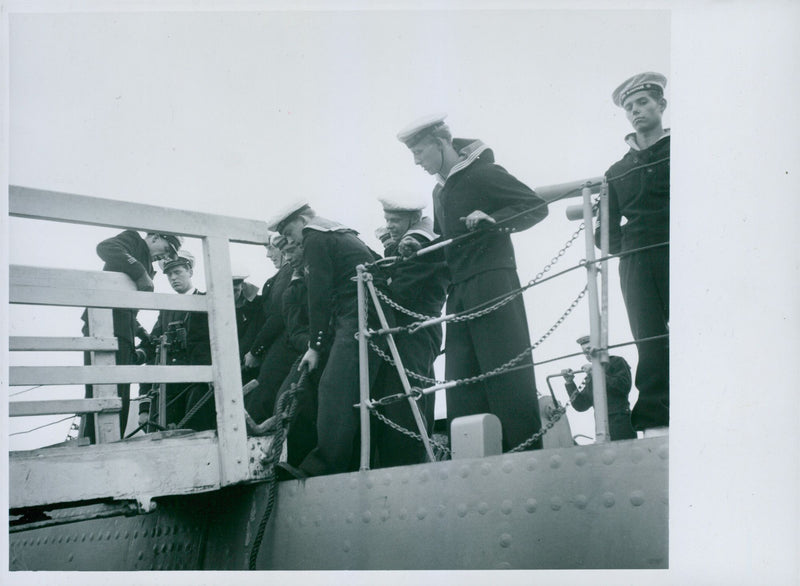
[373,286,437,322]
[369,285,588,390]
[370,408,452,457]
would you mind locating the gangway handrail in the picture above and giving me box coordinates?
[9,185,274,502]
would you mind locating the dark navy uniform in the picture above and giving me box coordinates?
[371,217,448,467]
[139,291,212,429]
[567,356,637,441]
[81,230,154,441]
[602,132,670,431]
[245,263,295,423]
[294,219,383,477]
[432,139,548,451]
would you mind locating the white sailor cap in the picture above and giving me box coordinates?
[612,72,667,107]
[266,201,312,232]
[378,196,426,213]
[231,262,250,281]
[160,249,195,273]
[396,113,448,147]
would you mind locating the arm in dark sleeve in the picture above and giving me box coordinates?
[96,230,151,281]
[304,232,335,351]
[283,280,310,353]
[604,356,632,396]
[475,166,549,232]
[568,375,594,412]
[248,267,291,356]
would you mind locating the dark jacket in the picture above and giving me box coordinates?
[568,355,632,416]
[82,230,154,343]
[302,219,379,350]
[141,291,211,367]
[599,132,670,254]
[249,263,293,357]
[432,139,548,284]
[282,271,310,354]
[235,282,264,359]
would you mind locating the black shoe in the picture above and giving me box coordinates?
[274,461,307,482]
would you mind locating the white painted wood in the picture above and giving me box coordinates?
[10,398,122,417]
[10,186,272,244]
[202,235,248,486]
[9,432,221,509]
[9,365,214,386]
[10,336,119,351]
[86,308,121,443]
[10,265,208,311]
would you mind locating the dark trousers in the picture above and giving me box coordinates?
[371,326,440,468]
[275,358,322,468]
[246,333,301,423]
[619,246,669,430]
[444,269,542,451]
[298,311,383,477]
[608,412,638,441]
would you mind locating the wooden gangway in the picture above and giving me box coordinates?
[8,186,277,511]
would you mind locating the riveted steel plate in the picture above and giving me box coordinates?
[244,437,668,570]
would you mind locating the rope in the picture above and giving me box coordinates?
[248,365,308,571]
[9,385,44,398]
[176,384,215,429]
[10,415,76,437]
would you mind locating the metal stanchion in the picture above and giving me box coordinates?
[357,265,372,471]
[582,183,609,443]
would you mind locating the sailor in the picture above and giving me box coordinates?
[397,114,548,452]
[81,230,182,443]
[242,233,296,423]
[600,72,670,437]
[268,202,383,477]
[231,263,262,382]
[137,250,213,430]
[561,335,636,441]
[370,197,449,467]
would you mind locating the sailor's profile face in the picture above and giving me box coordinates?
[283,243,304,270]
[166,265,193,294]
[280,218,305,245]
[409,139,441,175]
[265,244,283,269]
[622,91,665,132]
[384,211,413,240]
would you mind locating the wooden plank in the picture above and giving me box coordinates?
[10,185,273,244]
[9,431,222,509]
[203,236,249,486]
[9,365,214,386]
[10,398,122,417]
[86,308,121,443]
[10,336,119,351]
[10,265,208,311]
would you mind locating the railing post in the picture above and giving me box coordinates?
[365,279,435,462]
[86,307,121,443]
[202,236,248,485]
[599,179,610,364]
[582,184,609,444]
[357,265,371,471]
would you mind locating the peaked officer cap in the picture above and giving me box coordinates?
[576,335,591,346]
[160,249,195,273]
[612,72,667,107]
[397,113,448,147]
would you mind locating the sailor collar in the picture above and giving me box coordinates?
[435,142,490,186]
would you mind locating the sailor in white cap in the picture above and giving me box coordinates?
[396,113,548,452]
[370,196,449,467]
[601,72,670,437]
[268,201,385,478]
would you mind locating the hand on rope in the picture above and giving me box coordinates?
[460,210,496,231]
[299,348,321,372]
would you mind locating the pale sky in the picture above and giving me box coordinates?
[2,2,799,585]
[6,8,669,449]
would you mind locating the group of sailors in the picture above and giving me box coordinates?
[81,71,670,477]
